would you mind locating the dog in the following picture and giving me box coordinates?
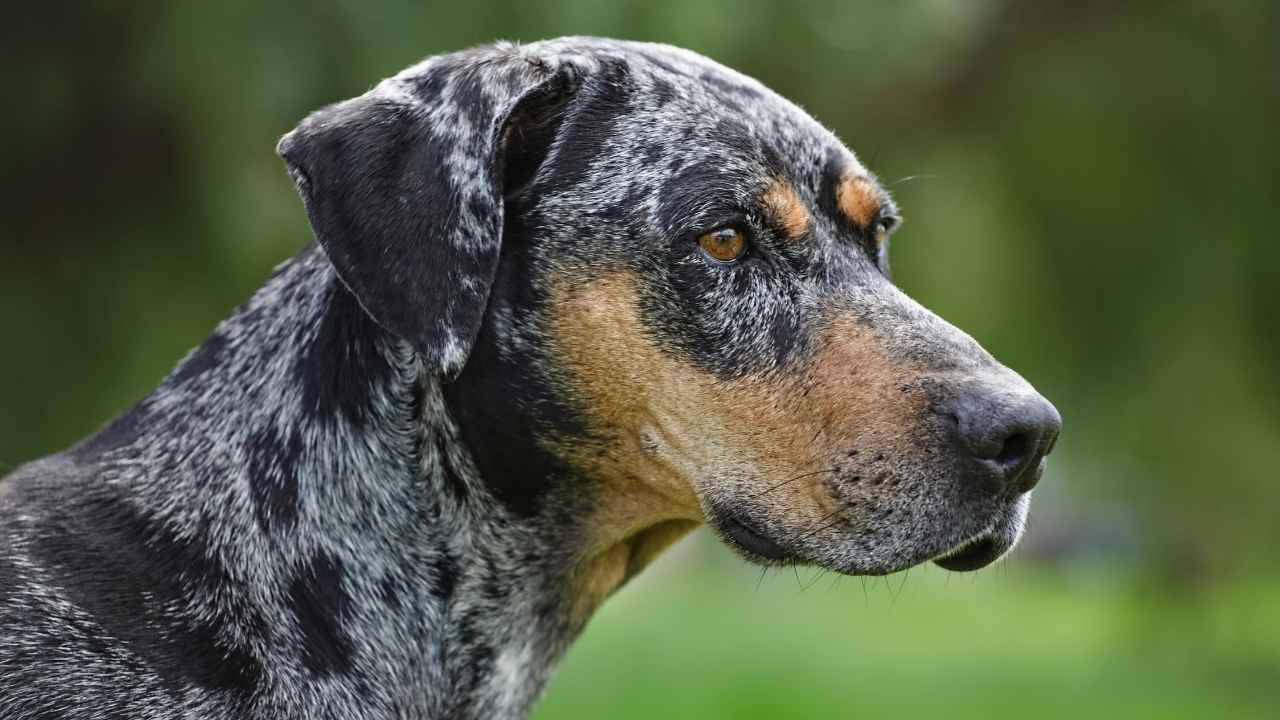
[0,37,1061,719]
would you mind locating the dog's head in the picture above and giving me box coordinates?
[279,38,1060,579]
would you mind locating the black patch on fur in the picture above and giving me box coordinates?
[767,303,806,367]
[279,57,580,376]
[246,427,303,532]
[68,398,153,462]
[289,551,354,677]
[711,118,759,157]
[170,332,228,385]
[642,141,665,165]
[650,75,676,106]
[280,95,476,365]
[698,70,764,101]
[406,55,456,100]
[502,70,577,197]
[632,50,698,82]
[540,60,634,193]
[298,280,396,426]
[817,152,843,220]
[443,199,587,518]
[25,481,264,695]
[478,552,508,603]
[655,157,752,237]
[427,551,459,602]
[452,613,495,700]
[434,432,469,503]
[378,574,403,610]
[0,553,17,607]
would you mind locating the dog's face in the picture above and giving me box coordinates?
[510,44,1060,576]
[282,38,1061,580]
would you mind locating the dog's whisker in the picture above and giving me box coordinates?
[884,575,899,606]
[750,467,839,499]
[754,566,768,594]
[889,173,942,186]
[809,411,835,450]
[794,507,846,543]
[802,568,828,592]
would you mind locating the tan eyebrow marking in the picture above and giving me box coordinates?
[761,180,812,242]
[835,175,883,229]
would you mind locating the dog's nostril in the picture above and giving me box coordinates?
[947,387,1061,496]
[994,431,1029,469]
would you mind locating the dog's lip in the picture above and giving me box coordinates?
[930,529,1005,572]
[720,513,791,561]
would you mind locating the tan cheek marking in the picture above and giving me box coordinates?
[548,275,924,620]
[804,315,925,454]
[547,275,705,622]
[566,519,697,624]
[836,175,882,229]
[547,274,706,528]
[762,180,812,241]
[547,273,823,518]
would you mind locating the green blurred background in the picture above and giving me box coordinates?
[3,1,1277,717]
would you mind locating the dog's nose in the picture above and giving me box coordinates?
[949,389,1061,495]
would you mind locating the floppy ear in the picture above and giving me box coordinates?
[277,49,579,378]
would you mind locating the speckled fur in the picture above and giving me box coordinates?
[0,37,1055,719]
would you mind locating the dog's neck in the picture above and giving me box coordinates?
[72,246,612,718]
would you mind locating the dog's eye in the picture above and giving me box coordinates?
[873,217,897,245]
[697,227,747,263]
[871,216,899,253]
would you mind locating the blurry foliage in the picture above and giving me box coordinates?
[536,551,1280,719]
[1,2,1277,713]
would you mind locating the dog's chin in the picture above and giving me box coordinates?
[711,494,1031,575]
[929,495,1029,572]
[930,532,1010,572]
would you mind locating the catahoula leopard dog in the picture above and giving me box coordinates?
[0,37,1061,719]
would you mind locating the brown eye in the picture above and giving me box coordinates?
[697,227,747,263]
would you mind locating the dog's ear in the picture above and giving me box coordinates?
[277,49,580,378]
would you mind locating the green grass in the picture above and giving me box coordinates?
[535,536,1280,719]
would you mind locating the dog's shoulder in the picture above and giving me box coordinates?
[1,452,261,720]
[0,451,99,552]
[1,456,146,715]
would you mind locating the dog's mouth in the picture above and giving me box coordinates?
[712,493,1028,575]
[931,532,1004,572]
[720,513,791,561]
[722,515,1011,573]
[929,497,1028,572]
